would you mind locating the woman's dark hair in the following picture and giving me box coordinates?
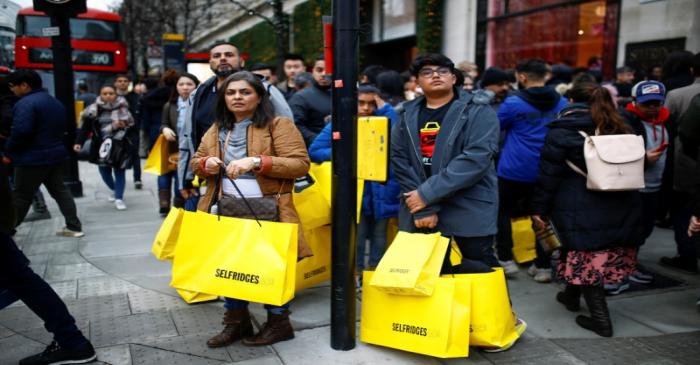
[662,51,694,81]
[171,72,200,102]
[179,72,200,87]
[376,70,405,106]
[215,71,274,129]
[99,84,116,93]
[568,82,630,135]
[161,69,181,103]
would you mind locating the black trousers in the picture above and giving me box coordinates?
[13,164,81,231]
[0,233,87,349]
[441,235,500,274]
[495,177,550,268]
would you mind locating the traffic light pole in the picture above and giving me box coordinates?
[329,0,358,351]
[50,13,82,197]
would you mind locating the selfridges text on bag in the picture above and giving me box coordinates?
[566,130,645,191]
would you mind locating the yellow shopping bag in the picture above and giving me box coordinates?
[512,217,537,263]
[370,231,449,296]
[176,288,218,304]
[309,162,332,204]
[466,268,522,348]
[144,134,177,175]
[360,271,471,358]
[295,225,331,291]
[170,211,298,306]
[151,208,185,260]
[293,171,331,230]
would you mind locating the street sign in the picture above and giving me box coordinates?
[42,26,60,37]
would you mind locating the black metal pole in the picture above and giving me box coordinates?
[50,13,82,197]
[330,0,358,351]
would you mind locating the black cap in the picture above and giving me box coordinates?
[480,67,511,87]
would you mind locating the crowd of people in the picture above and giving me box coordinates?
[0,38,699,363]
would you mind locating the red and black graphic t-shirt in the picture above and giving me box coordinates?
[418,99,454,176]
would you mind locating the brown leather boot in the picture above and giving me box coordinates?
[206,309,254,348]
[158,189,171,216]
[242,310,294,346]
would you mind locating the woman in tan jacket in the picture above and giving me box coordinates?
[190,71,310,348]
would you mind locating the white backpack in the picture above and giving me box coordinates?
[566,131,646,191]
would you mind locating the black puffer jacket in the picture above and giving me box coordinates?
[531,104,644,251]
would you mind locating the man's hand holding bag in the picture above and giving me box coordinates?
[370,231,449,296]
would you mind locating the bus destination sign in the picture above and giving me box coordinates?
[29,48,114,66]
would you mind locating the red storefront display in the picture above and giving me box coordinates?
[479,0,620,80]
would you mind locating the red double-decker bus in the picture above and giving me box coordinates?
[14,7,127,95]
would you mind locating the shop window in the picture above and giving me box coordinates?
[486,0,619,78]
[372,0,416,43]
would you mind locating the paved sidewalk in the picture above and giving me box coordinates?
[1,161,699,365]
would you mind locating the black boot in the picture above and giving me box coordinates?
[576,285,613,337]
[158,190,171,216]
[556,284,581,311]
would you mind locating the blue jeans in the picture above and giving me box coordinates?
[157,171,181,198]
[356,216,389,271]
[98,166,126,200]
[0,233,87,349]
[224,298,289,314]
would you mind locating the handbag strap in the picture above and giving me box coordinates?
[566,130,591,178]
[220,170,263,227]
[215,127,287,227]
[565,159,587,177]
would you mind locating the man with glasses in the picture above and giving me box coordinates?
[391,53,524,352]
[392,53,500,267]
[177,42,292,202]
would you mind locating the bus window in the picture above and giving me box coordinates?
[17,16,51,37]
[70,19,119,41]
[17,15,119,41]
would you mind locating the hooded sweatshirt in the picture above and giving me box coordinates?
[497,86,567,183]
[625,103,670,192]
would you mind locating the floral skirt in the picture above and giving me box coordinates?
[556,247,637,286]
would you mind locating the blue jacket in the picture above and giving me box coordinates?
[309,103,400,219]
[391,90,500,237]
[497,87,567,183]
[4,89,68,166]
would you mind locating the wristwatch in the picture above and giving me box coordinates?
[252,156,262,169]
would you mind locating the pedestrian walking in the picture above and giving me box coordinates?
[3,70,83,237]
[190,71,310,348]
[0,163,97,365]
[495,58,567,280]
[114,74,144,190]
[157,73,200,216]
[74,85,134,211]
[531,82,644,337]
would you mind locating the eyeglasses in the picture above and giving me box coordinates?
[418,67,452,78]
